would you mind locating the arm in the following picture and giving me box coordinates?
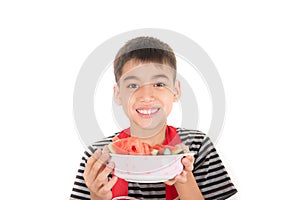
[165,131,237,200]
[174,171,203,200]
[165,156,204,200]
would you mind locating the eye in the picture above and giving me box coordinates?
[153,82,166,87]
[127,83,139,89]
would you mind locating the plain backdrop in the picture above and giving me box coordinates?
[1,1,299,199]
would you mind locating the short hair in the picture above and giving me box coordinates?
[114,36,177,83]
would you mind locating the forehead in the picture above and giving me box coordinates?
[120,60,175,81]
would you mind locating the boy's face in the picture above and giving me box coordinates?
[114,60,180,132]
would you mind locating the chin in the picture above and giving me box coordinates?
[136,119,166,130]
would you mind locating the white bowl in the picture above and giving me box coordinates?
[110,152,194,183]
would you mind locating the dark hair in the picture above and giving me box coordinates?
[114,36,177,82]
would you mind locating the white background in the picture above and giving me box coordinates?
[1,1,299,199]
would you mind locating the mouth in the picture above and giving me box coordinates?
[136,107,160,118]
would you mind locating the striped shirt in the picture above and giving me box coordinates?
[71,128,237,199]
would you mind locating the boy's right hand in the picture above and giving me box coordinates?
[83,149,118,200]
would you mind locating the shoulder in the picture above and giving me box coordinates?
[176,127,207,143]
[176,127,215,154]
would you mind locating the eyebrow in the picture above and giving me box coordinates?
[151,74,170,80]
[122,74,170,82]
[123,75,140,81]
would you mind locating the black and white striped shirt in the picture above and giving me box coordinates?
[71,128,237,200]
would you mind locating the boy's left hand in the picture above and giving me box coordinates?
[164,155,195,185]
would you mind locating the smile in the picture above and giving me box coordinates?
[136,108,160,116]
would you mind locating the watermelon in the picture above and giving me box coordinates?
[108,137,152,155]
[108,137,188,155]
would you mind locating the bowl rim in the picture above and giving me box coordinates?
[110,152,194,158]
[110,152,195,174]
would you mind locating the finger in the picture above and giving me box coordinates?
[98,151,111,166]
[164,179,176,186]
[182,155,194,165]
[185,155,195,163]
[175,170,187,181]
[175,175,187,183]
[175,170,188,183]
[100,176,118,193]
[182,157,194,171]
[89,153,111,182]
[84,149,102,179]
[84,150,105,189]
[94,161,115,186]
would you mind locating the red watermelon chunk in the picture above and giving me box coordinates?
[108,137,152,155]
[107,137,188,155]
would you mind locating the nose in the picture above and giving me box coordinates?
[136,84,155,102]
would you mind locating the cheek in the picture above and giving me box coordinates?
[120,90,133,102]
[120,92,136,111]
[161,96,174,110]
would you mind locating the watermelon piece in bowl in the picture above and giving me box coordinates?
[107,137,152,155]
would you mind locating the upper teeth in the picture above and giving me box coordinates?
[138,109,158,114]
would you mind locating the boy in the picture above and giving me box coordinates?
[71,36,237,200]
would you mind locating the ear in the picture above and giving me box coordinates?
[173,80,181,102]
[113,84,122,105]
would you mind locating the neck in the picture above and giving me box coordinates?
[130,123,167,146]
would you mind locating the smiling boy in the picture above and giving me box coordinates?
[114,61,179,145]
[71,36,237,200]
